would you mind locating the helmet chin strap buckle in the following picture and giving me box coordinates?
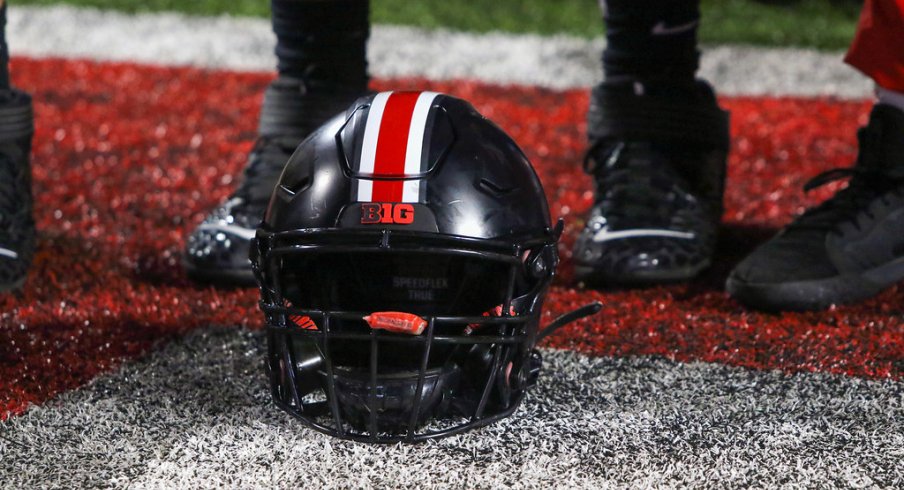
[508,350,544,392]
[537,302,603,341]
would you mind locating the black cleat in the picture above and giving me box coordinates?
[728,104,904,311]
[0,89,35,293]
[183,135,298,286]
[184,78,361,286]
[574,80,729,286]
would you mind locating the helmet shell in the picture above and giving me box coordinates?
[254,91,560,442]
[263,92,550,239]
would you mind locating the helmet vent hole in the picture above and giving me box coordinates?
[277,185,296,198]
[288,176,311,194]
[478,178,516,197]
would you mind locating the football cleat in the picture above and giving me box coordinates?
[183,135,298,286]
[184,78,362,285]
[728,104,904,311]
[574,79,729,285]
[0,89,35,293]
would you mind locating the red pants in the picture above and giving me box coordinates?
[845,0,904,91]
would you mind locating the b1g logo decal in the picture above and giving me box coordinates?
[360,203,415,225]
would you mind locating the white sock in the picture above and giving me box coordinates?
[876,86,904,113]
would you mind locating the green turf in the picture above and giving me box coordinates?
[14,0,860,50]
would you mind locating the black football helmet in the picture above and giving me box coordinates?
[251,91,599,442]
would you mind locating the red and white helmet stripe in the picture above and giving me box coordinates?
[356,91,439,203]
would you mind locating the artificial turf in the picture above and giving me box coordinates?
[4,56,902,420]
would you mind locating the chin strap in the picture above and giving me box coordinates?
[537,302,603,341]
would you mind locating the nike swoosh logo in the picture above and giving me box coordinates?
[651,20,699,36]
[592,228,696,243]
[0,247,19,259]
[196,223,257,241]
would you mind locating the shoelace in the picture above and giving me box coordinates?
[792,166,903,232]
[584,141,688,225]
[232,136,299,213]
[792,125,904,232]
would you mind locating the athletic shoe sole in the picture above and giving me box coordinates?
[726,254,904,312]
[575,259,711,287]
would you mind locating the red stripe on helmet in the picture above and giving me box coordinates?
[371,92,420,202]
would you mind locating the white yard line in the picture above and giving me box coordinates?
[8,5,874,98]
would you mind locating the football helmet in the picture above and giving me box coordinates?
[251,91,599,442]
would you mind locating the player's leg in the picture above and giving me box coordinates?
[727,0,904,311]
[573,0,729,285]
[0,0,37,292]
[184,0,369,285]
